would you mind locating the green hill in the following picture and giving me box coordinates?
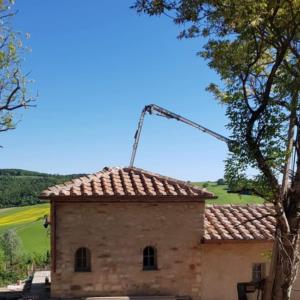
[0,169,85,208]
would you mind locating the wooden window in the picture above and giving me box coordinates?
[75,247,91,272]
[143,246,157,270]
[252,263,265,282]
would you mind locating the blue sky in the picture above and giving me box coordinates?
[0,0,229,181]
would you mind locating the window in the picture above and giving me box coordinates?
[252,263,265,282]
[143,246,157,270]
[75,247,91,272]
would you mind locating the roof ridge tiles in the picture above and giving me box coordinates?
[39,166,215,199]
[124,166,196,187]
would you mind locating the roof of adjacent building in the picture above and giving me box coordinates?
[203,204,276,242]
[39,166,215,200]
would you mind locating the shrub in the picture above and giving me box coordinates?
[202,182,209,188]
[0,271,20,287]
[217,178,225,185]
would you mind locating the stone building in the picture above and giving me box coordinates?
[40,167,300,300]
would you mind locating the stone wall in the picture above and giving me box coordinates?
[51,201,205,299]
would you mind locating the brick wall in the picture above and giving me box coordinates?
[51,201,205,299]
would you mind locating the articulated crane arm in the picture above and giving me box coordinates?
[129,104,234,167]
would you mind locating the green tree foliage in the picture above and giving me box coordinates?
[0,229,51,286]
[0,229,22,269]
[216,178,225,185]
[0,169,85,208]
[133,1,300,299]
[132,1,299,191]
[0,248,6,271]
[0,0,34,133]
[26,251,50,268]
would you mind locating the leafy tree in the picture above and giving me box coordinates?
[0,229,22,270]
[0,0,34,133]
[133,1,300,299]
[216,178,225,185]
[0,231,32,283]
[226,177,256,194]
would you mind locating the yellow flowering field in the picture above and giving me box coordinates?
[0,203,50,227]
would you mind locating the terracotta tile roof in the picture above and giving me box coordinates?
[203,204,276,242]
[40,167,215,200]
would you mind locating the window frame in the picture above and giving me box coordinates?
[74,247,91,272]
[143,246,158,271]
[252,263,265,282]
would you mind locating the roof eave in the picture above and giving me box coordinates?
[39,194,215,202]
[201,238,274,244]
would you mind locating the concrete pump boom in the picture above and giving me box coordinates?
[129,104,233,167]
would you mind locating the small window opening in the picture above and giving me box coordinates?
[75,247,91,272]
[252,263,265,282]
[143,246,157,270]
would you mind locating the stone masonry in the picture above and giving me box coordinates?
[51,201,205,299]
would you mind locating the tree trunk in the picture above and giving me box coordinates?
[270,226,299,300]
[264,123,300,300]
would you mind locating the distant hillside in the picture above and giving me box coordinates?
[0,169,85,208]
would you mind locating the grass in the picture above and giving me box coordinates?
[0,203,50,254]
[0,183,263,256]
[193,182,264,204]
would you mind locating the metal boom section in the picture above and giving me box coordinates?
[129,104,232,167]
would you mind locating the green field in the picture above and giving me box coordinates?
[194,182,264,204]
[0,203,50,255]
[0,183,264,255]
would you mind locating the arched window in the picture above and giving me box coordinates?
[75,247,91,272]
[143,246,157,270]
